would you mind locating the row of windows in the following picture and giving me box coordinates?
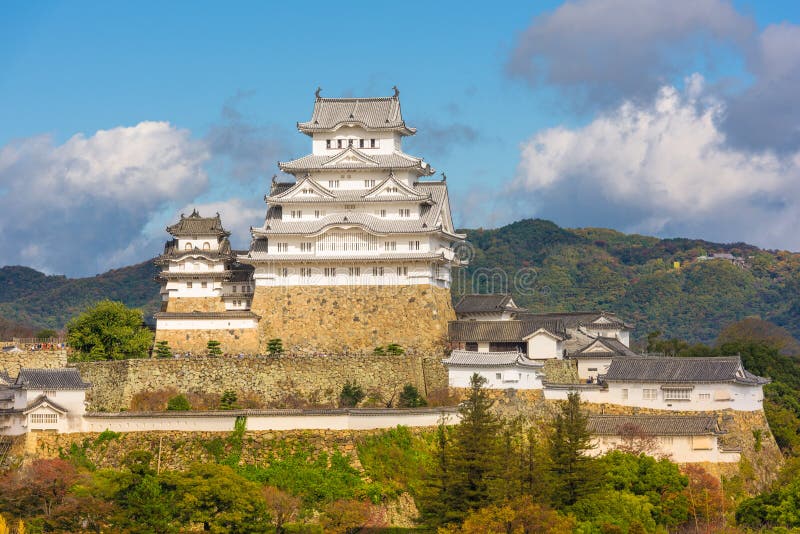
[326,138,379,149]
[184,242,213,251]
[621,388,716,401]
[279,266,409,277]
[30,413,58,424]
[283,208,415,219]
[274,240,422,253]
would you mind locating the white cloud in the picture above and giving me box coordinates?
[507,0,753,105]
[0,122,210,275]
[510,76,800,250]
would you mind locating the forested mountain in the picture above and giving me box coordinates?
[1,218,798,343]
[0,260,160,331]
[455,220,800,344]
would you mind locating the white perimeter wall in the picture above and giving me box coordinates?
[80,409,460,434]
[448,366,543,389]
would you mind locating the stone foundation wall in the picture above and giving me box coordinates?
[154,328,259,355]
[73,354,448,412]
[0,349,67,375]
[250,285,455,353]
[165,296,226,313]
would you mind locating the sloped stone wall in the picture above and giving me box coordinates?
[250,285,455,353]
[0,349,67,375]
[73,353,448,412]
[165,297,226,313]
[154,328,259,355]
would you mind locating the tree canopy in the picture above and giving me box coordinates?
[66,300,153,360]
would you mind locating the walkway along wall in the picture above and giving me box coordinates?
[73,354,449,412]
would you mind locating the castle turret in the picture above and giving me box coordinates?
[154,210,259,354]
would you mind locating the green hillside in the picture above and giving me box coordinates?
[1,218,798,343]
[456,219,800,343]
[0,260,161,330]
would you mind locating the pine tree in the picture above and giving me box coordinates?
[206,340,222,357]
[419,422,455,528]
[548,392,599,507]
[155,340,172,358]
[267,338,283,356]
[448,373,501,520]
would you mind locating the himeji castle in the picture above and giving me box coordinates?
[155,88,466,354]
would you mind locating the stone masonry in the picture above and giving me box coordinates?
[154,327,259,355]
[165,296,227,313]
[250,284,455,353]
[73,353,448,412]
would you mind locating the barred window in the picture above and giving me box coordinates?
[663,388,692,401]
[30,413,58,424]
[642,389,658,400]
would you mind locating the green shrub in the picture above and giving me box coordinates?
[154,340,172,358]
[339,381,365,408]
[397,384,427,408]
[267,338,283,355]
[94,429,121,445]
[167,394,191,411]
[220,390,239,410]
[206,340,222,356]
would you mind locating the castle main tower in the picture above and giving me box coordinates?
[241,88,465,352]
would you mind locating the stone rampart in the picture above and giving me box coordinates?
[73,353,449,412]
[0,349,67,375]
[154,327,259,355]
[165,296,226,313]
[250,285,455,353]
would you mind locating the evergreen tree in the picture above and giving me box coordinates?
[206,340,222,356]
[397,384,426,408]
[548,392,599,507]
[267,338,283,356]
[419,422,456,528]
[167,394,190,411]
[220,390,238,410]
[385,343,405,356]
[448,373,501,520]
[154,340,171,358]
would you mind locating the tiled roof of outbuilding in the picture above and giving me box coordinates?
[603,356,769,385]
[448,319,567,343]
[14,368,90,390]
[587,415,721,436]
[442,350,543,368]
[574,337,639,358]
[454,294,523,314]
[517,311,632,330]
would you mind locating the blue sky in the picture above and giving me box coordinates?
[1,0,799,276]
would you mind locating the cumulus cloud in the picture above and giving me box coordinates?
[508,77,800,250]
[723,23,800,152]
[0,122,209,275]
[507,0,753,106]
[205,91,292,185]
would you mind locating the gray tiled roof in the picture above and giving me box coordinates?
[603,356,769,385]
[574,337,639,358]
[517,311,632,330]
[166,210,230,238]
[268,175,431,203]
[298,95,414,134]
[14,368,90,390]
[587,415,721,436]
[448,319,567,343]
[24,394,69,414]
[279,148,434,176]
[454,294,523,314]
[442,350,543,368]
[250,183,463,239]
